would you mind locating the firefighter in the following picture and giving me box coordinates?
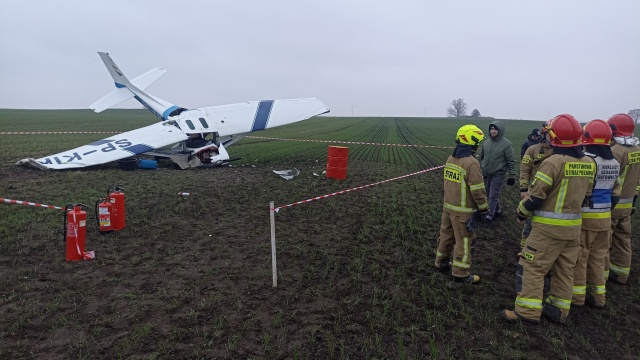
[435,124,488,283]
[606,113,640,284]
[518,121,554,249]
[501,114,595,324]
[572,120,620,308]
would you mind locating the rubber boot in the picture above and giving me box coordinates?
[585,294,604,309]
[542,302,565,325]
[500,310,540,325]
[453,274,480,284]
[435,258,451,272]
[608,271,627,285]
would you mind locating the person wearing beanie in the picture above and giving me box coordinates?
[521,128,542,158]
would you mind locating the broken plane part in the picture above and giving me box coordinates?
[17,52,329,170]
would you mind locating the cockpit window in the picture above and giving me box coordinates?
[185,120,195,130]
[199,118,209,129]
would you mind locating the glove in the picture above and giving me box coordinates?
[516,209,527,222]
[507,178,516,186]
[466,210,488,232]
[477,209,490,228]
[465,217,477,232]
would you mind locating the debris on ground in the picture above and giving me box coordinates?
[273,168,300,180]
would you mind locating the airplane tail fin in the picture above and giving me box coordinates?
[90,52,180,120]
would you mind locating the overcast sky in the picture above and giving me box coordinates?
[1,1,638,121]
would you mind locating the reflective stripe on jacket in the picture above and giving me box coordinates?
[581,154,620,231]
[443,155,488,215]
[611,142,640,218]
[518,154,595,240]
[519,142,553,189]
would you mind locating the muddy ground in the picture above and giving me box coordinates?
[1,157,639,359]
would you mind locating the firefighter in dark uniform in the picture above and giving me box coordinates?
[435,124,488,284]
[501,114,594,324]
[606,113,640,284]
[572,120,620,308]
[518,121,554,249]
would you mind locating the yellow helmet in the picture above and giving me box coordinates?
[456,124,485,146]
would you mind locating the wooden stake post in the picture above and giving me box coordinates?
[270,201,277,287]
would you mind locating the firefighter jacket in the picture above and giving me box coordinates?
[519,142,553,190]
[518,152,594,240]
[443,149,489,216]
[610,139,640,218]
[477,121,517,177]
[581,153,620,231]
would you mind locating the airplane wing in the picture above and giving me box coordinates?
[16,121,188,170]
[185,98,330,137]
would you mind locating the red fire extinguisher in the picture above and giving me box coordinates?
[95,196,113,234]
[63,203,95,261]
[108,186,126,231]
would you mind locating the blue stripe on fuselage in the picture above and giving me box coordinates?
[123,144,155,155]
[162,106,180,120]
[133,95,164,121]
[251,100,274,132]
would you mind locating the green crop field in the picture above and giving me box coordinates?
[1,109,639,359]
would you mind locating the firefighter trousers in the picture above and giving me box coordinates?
[572,228,610,306]
[606,216,632,283]
[520,217,532,249]
[435,212,476,278]
[514,228,580,322]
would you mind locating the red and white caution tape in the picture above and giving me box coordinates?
[247,136,455,149]
[1,198,64,210]
[0,131,120,135]
[1,132,453,150]
[272,164,445,212]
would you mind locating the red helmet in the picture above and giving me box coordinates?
[541,119,552,134]
[582,119,612,145]
[546,114,582,147]
[607,113,635,137]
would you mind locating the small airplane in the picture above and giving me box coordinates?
[16,52,329,170]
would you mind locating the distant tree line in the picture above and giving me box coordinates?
[446,102,640,122]
[447,99,481,118]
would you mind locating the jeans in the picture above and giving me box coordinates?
[483,174,505,217]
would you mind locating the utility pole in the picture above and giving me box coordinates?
[423,105,430,117]
[351,103,358,117]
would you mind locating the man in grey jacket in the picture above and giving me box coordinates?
[477,120,517,224]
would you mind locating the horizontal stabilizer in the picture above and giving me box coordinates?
[130,67,166,90]
[89,87,134,113]
[90,52,168,113]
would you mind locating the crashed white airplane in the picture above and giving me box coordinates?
[16,52,329,170]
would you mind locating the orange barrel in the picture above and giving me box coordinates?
[326,146,349,179]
